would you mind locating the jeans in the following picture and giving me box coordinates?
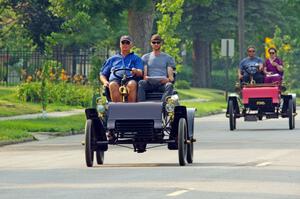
[138,80,173,102]
[242,72,264,84]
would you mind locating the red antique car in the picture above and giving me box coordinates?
[226,83,296,130]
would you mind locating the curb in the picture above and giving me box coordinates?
[0,137,36,147]
[0,130,84,147]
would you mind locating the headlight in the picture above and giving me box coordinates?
[165,97,175,113]
[97,104,105,113]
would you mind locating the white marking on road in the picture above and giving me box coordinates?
[167,189,190,197]
[256,161,272,167]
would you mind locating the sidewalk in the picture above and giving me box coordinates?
[0,109,84,121]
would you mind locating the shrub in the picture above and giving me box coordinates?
[17,82,93,107]
[17,82,41,102]
[175,80,191,89]
[211,69,237,91]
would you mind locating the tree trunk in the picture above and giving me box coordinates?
[128,3,155,55]
[192,37,211,87]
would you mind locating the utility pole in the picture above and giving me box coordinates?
[238,0,245,61]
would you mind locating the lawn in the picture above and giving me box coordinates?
[0,114,85,143]
[178,88,227,117]
[0,86,82,117]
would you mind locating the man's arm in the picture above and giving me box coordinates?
[99,58,111,87]
[258,63,264,71]
[143,65,148,80]
[99,75,109,87]
[131,68,143,77]
[167,66,174,82]
[238,68,243,80]
[131,55,144,77]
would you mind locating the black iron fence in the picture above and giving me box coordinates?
[0,49,108,86]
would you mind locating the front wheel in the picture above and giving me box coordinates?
[85,119,94,167]
[288,99,295,130]
[186,139,193,164]
[178,118,187,166]
[228,100,236,130]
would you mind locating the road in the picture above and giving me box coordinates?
[0,113,300,199]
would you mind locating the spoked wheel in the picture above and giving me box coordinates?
[186,138,193,164]
[288,99,295,130]
[85,119,94,167]
[96,150,104,165]
[228,100,236,130]
[178,118,188,166]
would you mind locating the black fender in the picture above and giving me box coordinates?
[85,108,99,120]
[169,106,187,150]
[282,93,297,113]
[85,108,107,151]
[186,108,196,139]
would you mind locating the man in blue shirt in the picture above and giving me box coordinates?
[100,35,143,102]
[238,46,264,84]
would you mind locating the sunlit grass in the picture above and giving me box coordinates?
[178,88,226,117]
[0,114,85,142]
[0,86,83,116]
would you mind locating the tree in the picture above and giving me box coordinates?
[0,4,34,49]
[47,0,126,50]
[127,0,156,54]
[181,0,235,87]
[1,0,64,51]
[156,0,184,71]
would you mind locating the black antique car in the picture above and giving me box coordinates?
[84,69,196,167]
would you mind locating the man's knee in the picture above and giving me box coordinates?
[109,81,119,91]
[127,80,137,89]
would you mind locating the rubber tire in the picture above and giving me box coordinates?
[228,100,236,130]
[187,116,194,164]
[288,99,295,130]
[186,140,193,164]
[85,119,94,167]
[96,150,104,165]
[178,118,187,166]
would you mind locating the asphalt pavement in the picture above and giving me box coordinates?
[0,111,299,199]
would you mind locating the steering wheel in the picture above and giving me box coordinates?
[112,68,134,81]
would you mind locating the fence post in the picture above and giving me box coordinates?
[6,48,9,86]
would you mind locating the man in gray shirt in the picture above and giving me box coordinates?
[138,34,175,102]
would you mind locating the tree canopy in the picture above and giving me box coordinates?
[2,0,300,89]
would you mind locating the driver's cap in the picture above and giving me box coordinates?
[120,35,133,43]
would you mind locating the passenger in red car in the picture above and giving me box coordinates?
[264,47,283,84]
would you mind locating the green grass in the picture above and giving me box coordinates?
[178,88,227,117]
[0,86,82,117]
[0,114,85,142]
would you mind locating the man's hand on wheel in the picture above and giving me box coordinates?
[131,68,138,76]
[103,81,109,87]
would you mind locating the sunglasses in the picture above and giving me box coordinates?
[269,51,275,54]
[121,40,130,45]
[152,41,161,45]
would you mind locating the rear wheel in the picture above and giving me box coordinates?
[178,118,187,166]
[85,119,94,167]
[228,100,236,130]
[288,99,295,130]
[96,151,104,164]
